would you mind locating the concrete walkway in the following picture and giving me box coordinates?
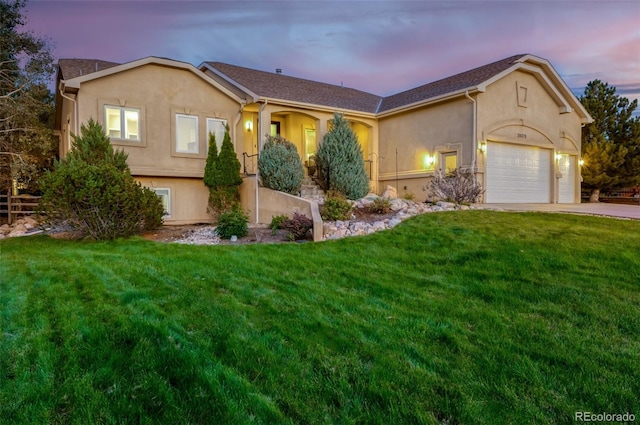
[482,203,640,220]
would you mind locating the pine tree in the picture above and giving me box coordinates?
[580,80,640,201]
[39,119,164,239]
[203,132,218,189]
[315,113,369,200]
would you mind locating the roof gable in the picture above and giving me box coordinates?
[378,54,527,113]
[58,56,244,104]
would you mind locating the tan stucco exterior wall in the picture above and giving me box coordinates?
[136,176,213,225]
[72,64,243,178]
[378,98,473,199]
[477,70,581,151]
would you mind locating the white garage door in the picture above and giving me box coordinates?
[558,154,576,203]
[486,142,551,203]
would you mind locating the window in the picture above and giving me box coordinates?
[152,188,171,218]
[105,106,140,141]
[176,114,199,153]
[304,128,316,158]
[206,118,227,150]
[442,152,457,176]
[270,121,281,137]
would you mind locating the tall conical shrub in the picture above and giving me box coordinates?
[207,125,243,214]
[315,113,369,200]
[213,125,243,187]
[203,132,218,189]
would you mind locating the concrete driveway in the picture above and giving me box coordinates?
[482,203,640,220]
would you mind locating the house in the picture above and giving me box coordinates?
[54,53,592,225]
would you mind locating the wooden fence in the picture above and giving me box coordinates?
[0,191,41,225]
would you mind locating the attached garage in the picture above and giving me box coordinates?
[485,142,552,203]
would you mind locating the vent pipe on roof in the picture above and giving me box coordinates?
[95,61,98,72]
[276,68,282,74]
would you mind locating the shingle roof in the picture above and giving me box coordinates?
[205,62,383,114]
[377,54,528,112]
[58,59,120,80]
[58,55,531,115]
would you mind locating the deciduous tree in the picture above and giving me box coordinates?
[1,0,57,193]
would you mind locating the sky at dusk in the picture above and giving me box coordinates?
[25,0,640,112]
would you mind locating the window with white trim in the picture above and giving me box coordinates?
[441,152,458,176]
[105,106,140,141]
[176,114,199,153]
[152,188,171,218]
[206,118,227,150]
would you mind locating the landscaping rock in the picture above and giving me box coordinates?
[380,185,398,199]
[8,224,28,237]
[437,201,456,209]
[388,218,402,228]
[389,198,405,211]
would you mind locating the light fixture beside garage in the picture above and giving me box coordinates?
[579,159,585,166]
[423,153,436,170]
[478,141,487,153]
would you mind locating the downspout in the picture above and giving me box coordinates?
[255,99,269,223]
[464,91,477,172]
[58,81,78,152]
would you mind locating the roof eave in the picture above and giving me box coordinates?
[199,62,259,103]
[377,87,484,117]
[258,96,377,118]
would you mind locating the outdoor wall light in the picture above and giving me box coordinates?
[555,153,562,161]
[423,153,436,169]
[478,141,487,153]
[245,120,253,132]
[579,159,585,166]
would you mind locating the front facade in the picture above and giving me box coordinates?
[55,54,591,224]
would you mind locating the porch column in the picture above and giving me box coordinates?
[257,103,271,152]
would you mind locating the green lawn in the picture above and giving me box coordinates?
[1,211,638,424]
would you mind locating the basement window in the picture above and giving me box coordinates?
[152,188,171,218]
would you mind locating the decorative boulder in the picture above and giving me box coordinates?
[380,185,398,199]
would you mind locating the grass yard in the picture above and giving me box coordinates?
[1,210,639,424]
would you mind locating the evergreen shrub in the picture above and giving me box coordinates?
[320,190,353,221]
[39,119,163,240]
[366,197,391,214]
[315,113,369,200]
[258,134,304,194]
[204,126,243,215]
[215,206,249,239]
[269,214,289,235]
